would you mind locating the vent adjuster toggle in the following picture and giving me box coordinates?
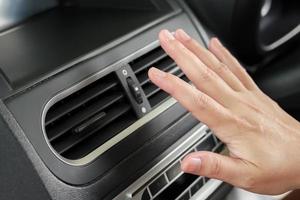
[126,77,143,104]
[73,112,106,134]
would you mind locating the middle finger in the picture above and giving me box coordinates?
[159,29,236,108]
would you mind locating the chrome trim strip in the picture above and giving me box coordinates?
[262,24,300,51]
[41,39,181,166]
[72,98,178,165]
[261,0,272,17]
[225,188,291,200]
[113,123,209,200]
[190,179,223,200]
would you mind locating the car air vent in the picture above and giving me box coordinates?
[44,73,137,160]
[138,132,225,200]
[130,46,189,108]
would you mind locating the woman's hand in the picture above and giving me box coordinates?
[148,29,300,195]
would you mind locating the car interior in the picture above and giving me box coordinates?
[0,0,299,199]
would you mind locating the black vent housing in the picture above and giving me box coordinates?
[44,73,137,160]
[130,47,188,108]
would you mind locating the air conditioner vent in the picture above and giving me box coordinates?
[130,46,188,108]
[44,73,137,160]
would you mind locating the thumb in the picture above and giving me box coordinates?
[181,151,251,187]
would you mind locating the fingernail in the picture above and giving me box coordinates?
[177,29,191,41]
[149,67,167,81]
[181,157,201,174]
[212,37,223,47]
[161,29,175,42]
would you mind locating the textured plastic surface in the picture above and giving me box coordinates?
[5,13,203,185]
[0,110,51,200]
[255,44,300,120]
[1,2,208,199]
[0,5,172,91]
[186,0,300,65]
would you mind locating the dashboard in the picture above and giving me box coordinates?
[0,0,299,200]
[0,1,229,199]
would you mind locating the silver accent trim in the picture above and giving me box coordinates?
[262,24,300,51]
[261,0,272,17]
[113,124,207,200]
[41,39,180,166]
[113,124,225,200]
[225,188,291,200]
[173,177,204,200]
[190,179,223,200]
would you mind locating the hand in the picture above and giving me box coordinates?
[148,29,300,195]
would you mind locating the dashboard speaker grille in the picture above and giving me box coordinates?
[44,73,137,160]
[130,46,188,108]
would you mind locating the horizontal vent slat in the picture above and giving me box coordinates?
[62,110,137,159]
[44,72,138,160]
[137,71,150,86]
[137,58,177,86]
[130,46,189,108]
[47,93,124,142]
[54,103,131,155]
[45,81,118,125]
[149,90,169,107]
[156,58,177,72]
[142,68,184,98]
[181,75,189,82]
[144,84,160,98]
[131,48,167,74]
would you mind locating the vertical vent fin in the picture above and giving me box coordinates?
[44,73,137,160]
[130,46,189,108]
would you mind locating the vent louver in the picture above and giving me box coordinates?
[130,47,188,108]
[44,73,137,160]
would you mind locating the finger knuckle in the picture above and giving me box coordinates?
[168,75,180,96]
[232,115,252,133]
[199,67,214,82]
[272,100,279,108]
[270,100,281,111]
[253,117,266,134]
[166,39,177,52]
[239,65,247,73]
[215,63,229,75]
[193,92,208,111]
[174,43,190,60]
[170,39,183,49]
[237,65,249,76]
[184,37,194,45]
[210,156,222,177]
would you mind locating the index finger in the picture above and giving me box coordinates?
[148,67,233,138]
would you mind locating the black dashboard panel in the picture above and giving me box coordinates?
[4,12,204,184]
[0,0,240,199]
[0,114,51,200]
[255,44,300,120]
[0,3,173,94]
[1,0,212,198]
[186,0,300,66]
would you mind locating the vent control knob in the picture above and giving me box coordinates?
[126,77,143,104]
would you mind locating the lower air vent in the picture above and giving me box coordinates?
[130,46,189,108]
[44,73,137,160]
[137,133,224,200]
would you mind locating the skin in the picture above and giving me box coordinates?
[148,29,300,195]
